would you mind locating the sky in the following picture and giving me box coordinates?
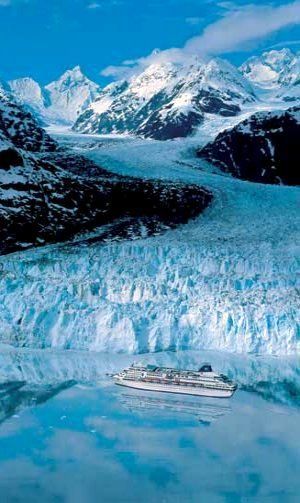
[0,0,299,85]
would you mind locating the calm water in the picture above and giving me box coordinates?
[0,349,299,502]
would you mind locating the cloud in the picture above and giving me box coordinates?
[268,39,300,49]
[87,2,101,8]
[0,0,34,5]
[101,1,300,79]
[185,17,203,26]
[217,1,239,11]
[87,0,123,8]
[185,1,300,55]
[101,48,185,79]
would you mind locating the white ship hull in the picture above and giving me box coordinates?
[115,378,235,398]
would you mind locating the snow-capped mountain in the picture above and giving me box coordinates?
[44,66,100,124]
[6,48,299,138]
[74,57,256,140]
[8,77,47,120]
[240,49,295,88]
[198,106,300,185]
[8,66,101,125]
[240,48,300,102]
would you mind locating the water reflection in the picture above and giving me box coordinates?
[118,390,231,426]
[0,351,299,502]
[0,380,75,425]
[1,347,299,406]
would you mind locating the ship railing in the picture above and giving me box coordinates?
[122,375,235,390]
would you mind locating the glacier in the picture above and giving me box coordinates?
[0,133,299,356]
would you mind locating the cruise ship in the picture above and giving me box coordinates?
[114,363,237,398]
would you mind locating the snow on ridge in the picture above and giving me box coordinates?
[91,96,114,114]
[129,61,179,98]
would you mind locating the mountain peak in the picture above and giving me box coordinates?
[240,48,298,90]
[63,65,83,77]
[261,48,295,70]
[240,48,300,103]
[50,66,88,87]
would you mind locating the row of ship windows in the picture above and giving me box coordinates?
[126,371,219,382]
[124,377,230,390]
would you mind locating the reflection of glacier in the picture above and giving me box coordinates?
[0,380,74,425]
[0,348,299,406]
[118,392,231,425]
[0,136,299,355]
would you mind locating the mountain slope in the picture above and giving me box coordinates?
[74,58,256,140]
[8,67,101,125]
[197,106,300,185]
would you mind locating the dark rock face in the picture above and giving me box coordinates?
[197,107,300,185]
[0,148,24,169]
[0,150,212,255]
[0,90,212,255]
[0,91,56,153]
[193,90,241,117]
[135,89,243,140]
[137,108,204,140]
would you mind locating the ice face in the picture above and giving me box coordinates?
[0,135,299,356]
[0,237,298,355]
